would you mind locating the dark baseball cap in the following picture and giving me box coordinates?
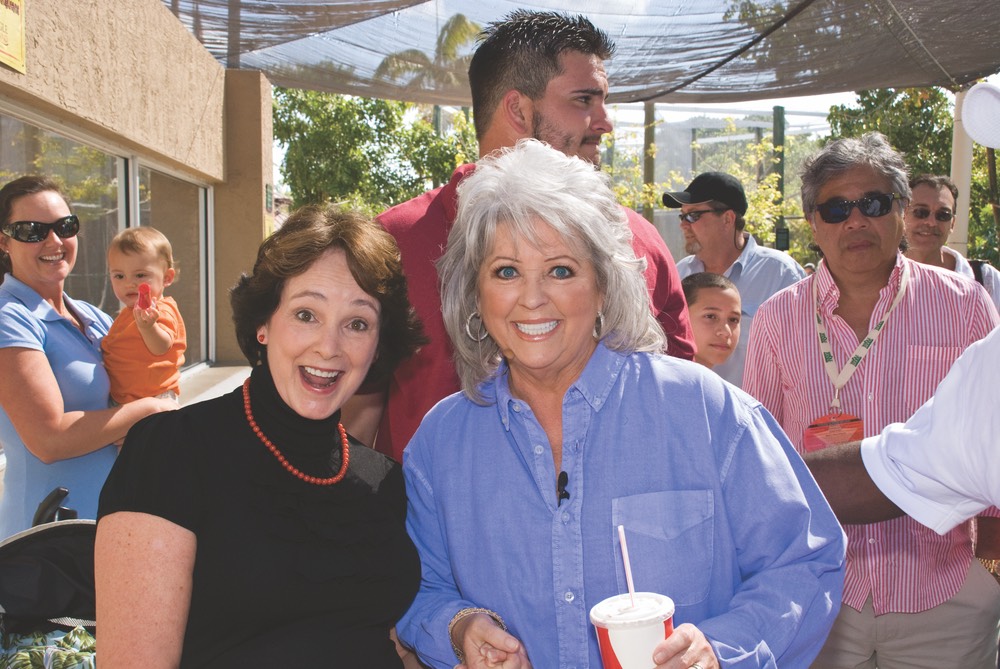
[662,172,748,216]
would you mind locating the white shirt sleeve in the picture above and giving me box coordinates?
[861,326,1000,534]
[980,262,1000,313]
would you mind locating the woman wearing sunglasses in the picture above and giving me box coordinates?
[0,175,177,539]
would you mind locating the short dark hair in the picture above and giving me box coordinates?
[230,205,426,383]
[0,175,71,282]
[682,272,739,306]
[468,10,615,139]
[910,174,959,205]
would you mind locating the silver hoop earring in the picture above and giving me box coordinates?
[465,311,489,342]
[593,311,605,339]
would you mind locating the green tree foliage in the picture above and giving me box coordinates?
[605,114,821,264]
[272,88,477,212]
[826,87,997,264]
[827,88,953,175]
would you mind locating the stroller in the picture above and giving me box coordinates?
[0,488,96,668]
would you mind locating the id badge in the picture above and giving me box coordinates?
[802,413,864,452]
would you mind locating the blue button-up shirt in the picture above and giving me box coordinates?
[677,234,805,387]
[398,343,845,668]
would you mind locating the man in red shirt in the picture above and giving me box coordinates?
[343,10,694,462]
[744,132,1000,668]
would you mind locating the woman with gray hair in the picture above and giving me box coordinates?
[396,140,846,669]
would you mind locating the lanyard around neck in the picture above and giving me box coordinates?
[812,260,910,411]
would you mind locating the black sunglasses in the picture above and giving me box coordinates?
[908,207,955,223]
[679,208,728,224]
[814,193,903,224]
[1,215,80,243]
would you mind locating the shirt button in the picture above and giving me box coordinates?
[561,511,571,523]
[534,445,544,455]
[868,393,873,401]
[868,537,876,544]
[564,590,575,602]
[512,404,521,412]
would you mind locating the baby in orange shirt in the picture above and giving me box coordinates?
[102,227,187,404]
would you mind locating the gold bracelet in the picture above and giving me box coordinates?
[447,607,507,663]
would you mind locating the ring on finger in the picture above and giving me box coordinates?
[690,664,704,669]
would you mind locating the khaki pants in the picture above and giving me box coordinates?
[811,560,1000,669]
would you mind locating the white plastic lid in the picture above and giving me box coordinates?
[589,592,674,629]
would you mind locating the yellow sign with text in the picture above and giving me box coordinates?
[0,0,25,74]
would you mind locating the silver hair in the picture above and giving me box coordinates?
[800,132,911,214]
[438,139,665,403]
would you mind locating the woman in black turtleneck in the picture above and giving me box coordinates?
[95,206,426,668]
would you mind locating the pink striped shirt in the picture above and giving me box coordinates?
[744,254,999,614]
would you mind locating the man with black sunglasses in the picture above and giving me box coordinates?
[663,171,805,387]
[744,132,1000,668]
[904,174,1000,310]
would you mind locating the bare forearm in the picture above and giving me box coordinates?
[28,398,177,463]
[0,348,176,463]
[137,322,174,356]
[802,442,905,525]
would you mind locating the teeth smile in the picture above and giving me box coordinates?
[516,321,557,336]
[304,366,340,380]
[40,254,64,262]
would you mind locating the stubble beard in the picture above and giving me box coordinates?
[532,111,601,167]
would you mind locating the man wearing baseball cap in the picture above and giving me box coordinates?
[663,172,805,387]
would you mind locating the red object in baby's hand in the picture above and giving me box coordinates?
[137,283,152,309]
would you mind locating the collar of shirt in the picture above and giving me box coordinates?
[442,163,477,223]
[726,232,757,281]
[1,273,101,343]
[681,233,755,279]
[814,252,906,318]
[940,245,975,279]
[2,273,65,322]
[493,342,624,430]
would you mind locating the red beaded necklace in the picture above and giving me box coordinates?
[242,378,350,485]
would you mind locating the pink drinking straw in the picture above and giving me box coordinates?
[617,524,636,608]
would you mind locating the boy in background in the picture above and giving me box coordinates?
[102,226,186,404]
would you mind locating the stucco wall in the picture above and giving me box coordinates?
[214,71,273,364]
[0,0,224,181]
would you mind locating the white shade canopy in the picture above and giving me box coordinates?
[162,0,1000,105]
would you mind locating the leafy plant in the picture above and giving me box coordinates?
[273,89,477,211]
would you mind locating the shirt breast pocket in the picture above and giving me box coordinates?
[612,490,714,606]
[902,344,963,415]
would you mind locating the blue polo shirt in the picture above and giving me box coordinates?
[0,273,116,538]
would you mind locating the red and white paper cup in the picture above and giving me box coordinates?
[590,592,674,669]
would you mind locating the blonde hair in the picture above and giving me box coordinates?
[108,226,176,272]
